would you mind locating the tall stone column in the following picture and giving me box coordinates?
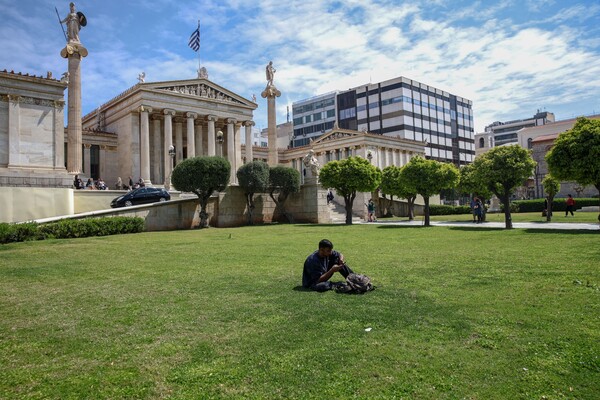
[7,95,21,167]
[244,120,255,163]
[186,112,197,158]
[226,118,237,183]
[175,119,183,164]
[83,144,91,177]
[261,83,281,166]
[195,122,203,156]
[163,109,175,189]
[235,122,242,175]
[139,105,152,185]
[61,43,88,174]
[207,115,217,156]
[53,100,66,169]
[152,115,162,184]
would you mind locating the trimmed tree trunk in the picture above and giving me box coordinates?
[246,193,255,225]
[199,198,210,228]
[344,192,356,225]
[407,196,416,220]
[424,196,430,226]
[501,192,512,229]
[546,196,554,222]
[269,192,293,223]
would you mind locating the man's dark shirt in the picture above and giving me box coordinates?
[302,250,342,288]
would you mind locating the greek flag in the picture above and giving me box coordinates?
[188,23,200,52]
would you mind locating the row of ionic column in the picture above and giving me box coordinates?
[137,106,254,188]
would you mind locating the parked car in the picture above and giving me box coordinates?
[110,187,170,208]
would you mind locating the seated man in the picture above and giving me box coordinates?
[302,239,354,292]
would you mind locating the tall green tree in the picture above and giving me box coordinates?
[473,145,536,229]
[171,156,230,228]
[237,161,270,225]
[459,163,492,222]
[546,117,600,220]
[401,156,460,226]
[268,166,301,223]
[542,175,560,222]
[381,165,418,220]
[319,156,382,225]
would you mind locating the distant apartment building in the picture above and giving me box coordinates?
[291,76,475,165]
[475,110,555,155]
[291,92,337,147]
[260,121,293,149]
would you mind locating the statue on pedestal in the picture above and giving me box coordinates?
[266,61,276,86]
[60,3,86,44]
[303,149,320,179]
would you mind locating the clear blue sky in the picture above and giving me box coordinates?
[1,0,600,133]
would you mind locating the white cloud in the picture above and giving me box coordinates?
[2,0,600,134]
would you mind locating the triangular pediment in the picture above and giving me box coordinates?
[141,78,256,108]
[313,128,365,144]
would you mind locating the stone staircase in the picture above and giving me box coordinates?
[328,201,363,224]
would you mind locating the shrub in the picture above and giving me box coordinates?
[1,217,144,244]
[512,198,598,213]
[0,222,41,244]
[428,204,472,215]
[500,202,520,213]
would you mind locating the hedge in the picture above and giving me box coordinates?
[428,204,472,215]
[0,217,145,244]
[512,198,599,213]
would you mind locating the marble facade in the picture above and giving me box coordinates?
[81,78,257,187]
[0,70,72,188]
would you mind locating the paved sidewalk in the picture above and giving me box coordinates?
[368,220,600,231]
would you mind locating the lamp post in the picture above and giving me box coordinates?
[216,130,224,157]
[165,145,175,190]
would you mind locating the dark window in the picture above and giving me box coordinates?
[479,137,485,148]
[90,145,100,180]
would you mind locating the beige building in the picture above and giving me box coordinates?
[81,78,258,187]
[524,115,600,199]
[0,70,71,187]
[1,67,427,223]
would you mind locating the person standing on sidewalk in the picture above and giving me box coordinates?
[565,194,576,217]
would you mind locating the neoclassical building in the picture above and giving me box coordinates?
[81,77,258,187]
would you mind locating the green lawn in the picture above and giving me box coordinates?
[1,225,599,399]
[378,211,600,224]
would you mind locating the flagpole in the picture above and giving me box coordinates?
[197,20,201,75]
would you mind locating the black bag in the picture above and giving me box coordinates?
[335,273,374,294]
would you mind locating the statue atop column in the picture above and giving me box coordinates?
[261,60,281,166]
[59,2,88,175]
[60,2,86,44]
[265,61,276,86]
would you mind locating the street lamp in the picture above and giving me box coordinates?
[165,145,175,190]
[216,130,224,157]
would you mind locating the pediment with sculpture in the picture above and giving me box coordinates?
[144,80,256,108]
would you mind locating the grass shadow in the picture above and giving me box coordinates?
[521,228,600,235]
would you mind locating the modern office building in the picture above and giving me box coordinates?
[292,76,475,165]
[291,92,337,147]
[475,110,555,155]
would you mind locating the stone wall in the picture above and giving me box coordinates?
[0,187,74,223]
[216,184,331,227]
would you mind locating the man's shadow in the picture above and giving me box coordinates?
[292,285,311,292]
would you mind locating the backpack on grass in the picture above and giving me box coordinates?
[335,273,374,294]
